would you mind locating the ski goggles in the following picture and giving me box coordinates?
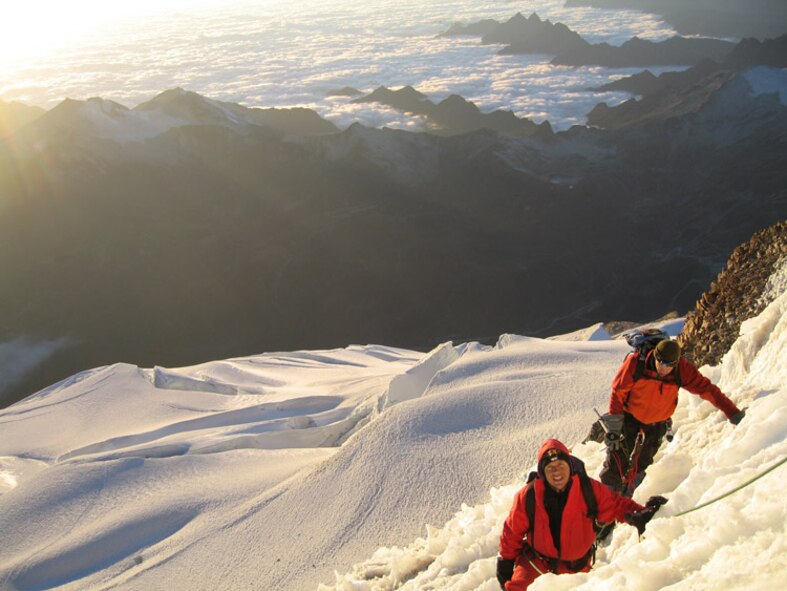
[654,353,679,367]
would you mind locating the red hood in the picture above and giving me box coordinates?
[536,439,573,478]
[537,438,571,462]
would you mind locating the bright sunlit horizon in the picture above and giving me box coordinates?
[0,0,679,128]
[1,0,230,62]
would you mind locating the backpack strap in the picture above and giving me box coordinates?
[626,352,648,408]
[633,353,647,382]
[578,470,601,533]
[525,483,535,534]
[524,471,538,538]
[569,457,600,529]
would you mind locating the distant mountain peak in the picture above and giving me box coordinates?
[481,11,589,55]
[9,88,337,147]
[135,88,231,122]
[29,96,134,135]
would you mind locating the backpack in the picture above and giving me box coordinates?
[622,328,682,387]
[524,456,600,536]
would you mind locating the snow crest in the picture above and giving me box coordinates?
[380,342,460,410]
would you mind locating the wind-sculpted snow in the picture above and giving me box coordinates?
[380,341,461,409]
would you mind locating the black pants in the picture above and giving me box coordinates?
[600,413,668,496]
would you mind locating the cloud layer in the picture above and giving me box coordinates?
[0,0,679,130]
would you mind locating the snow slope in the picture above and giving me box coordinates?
[325,267,787,591]
[1,262,785,590]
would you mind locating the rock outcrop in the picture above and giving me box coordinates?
[679,221,787,366]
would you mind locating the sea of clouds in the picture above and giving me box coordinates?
[1,0,683,130]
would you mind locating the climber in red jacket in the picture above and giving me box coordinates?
[497,439,665,590]
[599,339,744,496]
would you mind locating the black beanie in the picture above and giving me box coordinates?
[539,448,571,475]
[655,339,681,363]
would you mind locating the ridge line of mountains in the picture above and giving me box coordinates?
[441,11,736,67]
[6,30,784,139]
[1,31,785,410]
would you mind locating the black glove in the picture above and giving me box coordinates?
[729,409,746,425]
[626,497,666,536]
[646,495,668,510]
[496,557,515,589]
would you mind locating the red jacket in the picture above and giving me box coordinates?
[609,351,740,424]
[499,440,643,561]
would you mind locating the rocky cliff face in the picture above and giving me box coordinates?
[679,221,787,366]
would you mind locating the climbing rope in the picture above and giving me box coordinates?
[673,454,787,517]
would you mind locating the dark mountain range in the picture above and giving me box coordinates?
[588,66,737,128]
[135,87,339,135]
[483,12,588,55]
[564,0,787,40]
[552,35,735,67]
[723,35,787,69]
[441,12,588,56]
[22,88,338,140]
[351,86,549,137]
[441,12,737,66]
[326,87,363,97]
[587,36,787,128]
[439,19,499,38]
[351,86,431,113]
[591,59,720,96]
[1,80,785,407]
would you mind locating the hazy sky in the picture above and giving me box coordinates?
[0,0,679,130]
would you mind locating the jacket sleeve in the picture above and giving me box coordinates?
[591,479,644,524]
[677,360,740,419]
[609,355,637,415]
[499,486,531,560]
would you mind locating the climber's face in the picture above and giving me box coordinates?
[544,459,570,492]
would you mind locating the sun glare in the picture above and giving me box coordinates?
[0,0,225,63]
